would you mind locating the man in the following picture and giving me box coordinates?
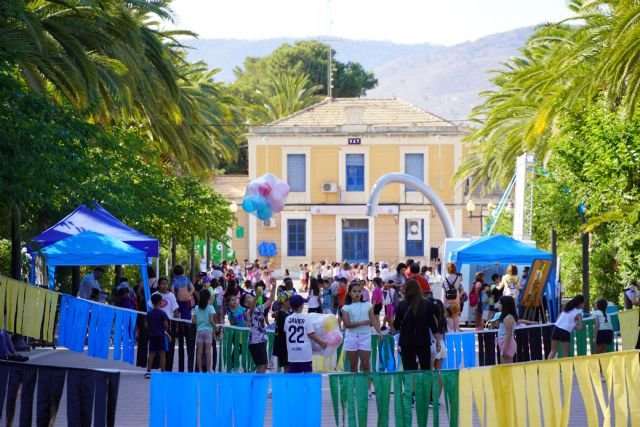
[625,280,640,309]
[408,263,430,295]
[78,267,104,299]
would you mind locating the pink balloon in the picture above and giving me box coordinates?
[325,331,342,347]
[274,181,290,198]
[271,198,285,213]
[245,181,260,196]
[258,183,272,197]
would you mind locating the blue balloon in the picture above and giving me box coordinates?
[253,195,268,211]
[257,205,273,221]
[242,197,256,213]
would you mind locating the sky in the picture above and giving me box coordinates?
[167,0,574,46]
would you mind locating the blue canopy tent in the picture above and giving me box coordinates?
[449,234,557,320]
[28,202,159,257]
[41,231,151,308]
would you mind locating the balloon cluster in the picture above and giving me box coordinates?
[241,173,290,221]
[308,313,343,356]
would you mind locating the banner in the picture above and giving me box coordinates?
[617,308,638,350]
[0,360,120,427]
[459,350,640,427]
[0,275,58,341]
[329,370,459,427]
[150,373,320,427]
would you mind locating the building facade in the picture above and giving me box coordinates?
[215,98,486,271]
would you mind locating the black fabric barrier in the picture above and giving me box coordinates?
[0,360,120,427]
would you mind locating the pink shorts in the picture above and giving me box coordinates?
[385,304,395,317]
[497,337,516,358]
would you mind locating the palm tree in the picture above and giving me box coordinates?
[251,72,323,124]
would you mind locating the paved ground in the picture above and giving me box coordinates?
[8,345,609,426]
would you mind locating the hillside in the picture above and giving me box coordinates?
[184,27,532,121]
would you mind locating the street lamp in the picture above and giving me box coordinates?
[466,199,495,235]
[229,201,238,213]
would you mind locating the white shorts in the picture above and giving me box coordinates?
[430,339,447,360]
[343,332,372,352]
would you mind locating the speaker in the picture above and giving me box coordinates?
[430,247,439,260]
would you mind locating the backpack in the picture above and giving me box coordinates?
[469,282,480,307]
[444,275,459,300]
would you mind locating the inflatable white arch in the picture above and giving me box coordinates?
[366,173,457,238]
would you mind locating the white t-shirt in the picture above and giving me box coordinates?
[321,265,329,279]
[333,266,340,277]
[149,291,179,319]
[308,290,321,309]
[502,275,520,300]
[212,286,224,307]
[342,302,372,335]
[367,266,375,280]
[285,313,314,363]
[555,308,581,333]
[383,288,395,305]
[593,310,613,331]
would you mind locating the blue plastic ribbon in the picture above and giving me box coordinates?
[199,375,220,426]
[113,310,123,361]
[71,299,91,352]
[461,333,476,368]
[445,335,456,369]
[122,312,130,363]
[453,334,463,368]
[272,374,322,427]
[87,304,100,357]
[57,294,70,347]
[149,373,168,427]
[97,306,115,360]
[230,374,253,427]
[125,311,137,364]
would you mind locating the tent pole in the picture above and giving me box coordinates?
[71,266,80,297]
[206,233,211,270]
[170,236,176,271]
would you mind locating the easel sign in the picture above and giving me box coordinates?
[521,259,552,321]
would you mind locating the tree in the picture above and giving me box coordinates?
[232,40,377,105]
[0,0,240,171]
[251,73,323,123]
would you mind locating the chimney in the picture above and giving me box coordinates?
[344,105,365,125]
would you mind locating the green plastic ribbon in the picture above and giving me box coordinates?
[370,335,380,372]
[354,375,369,427]
[441,370,459,426]
[392,373,413,427]
[329,375,341,426]
[370,374,391,427]
[414,372,431,427]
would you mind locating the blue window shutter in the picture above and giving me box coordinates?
[405,153,424,192]
[287,219,306,256]
[346,154,365,191]
[287,154,306,192]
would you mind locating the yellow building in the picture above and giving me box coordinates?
[215,98,486,271]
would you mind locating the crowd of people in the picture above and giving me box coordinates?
[73,258,621,388]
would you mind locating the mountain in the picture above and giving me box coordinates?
[184,27,533,121]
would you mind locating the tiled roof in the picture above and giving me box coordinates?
[266,98,456,128]
[211,175,248,201]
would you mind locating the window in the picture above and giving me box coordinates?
[346,154,365,191]
[342,219,369,262]
[287,219,306,256]
[287,154,306,192]
[405,153,424,192]
[405,219,424,257]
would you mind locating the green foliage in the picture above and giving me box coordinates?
[232,40,377,105]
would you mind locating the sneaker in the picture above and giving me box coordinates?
[381,326,388,331]
[144,372,151,379]
[368,390,373,400]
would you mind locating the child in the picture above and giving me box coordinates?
[321,280,333,314]
[192,289,218,373]
[371,277,384,317]
[227,295,247,327]
[593,298,613,354]
[150,277,179,319]
[548,295,585,359]
[480,283,491,328]
[246,283,277,373]
[285,295,327,373]
[212,279,224,324]
[272,291,292,372]
[145,294,169,378]
[381,280,396,330]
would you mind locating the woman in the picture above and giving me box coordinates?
[548,295,585,359]
[471,272,485,330]
[394,279,440,371]
[341,282,382,380]
[496,295,518,364]
[593,298,613,354]
[307,277,323,313]
[443,263,463,332]
[498,265,522,302]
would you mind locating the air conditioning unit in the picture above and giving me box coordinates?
[262,218,276,228]
[322,182,338,193]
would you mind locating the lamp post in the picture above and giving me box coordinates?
[466,200,496,235]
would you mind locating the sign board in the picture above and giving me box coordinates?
[347,138,361,145]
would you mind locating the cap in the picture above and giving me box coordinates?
[290,295,305,309]
[277,291,292,304]
[202,276,211,283]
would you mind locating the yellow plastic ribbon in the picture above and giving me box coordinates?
[524,364,542,427]
[458,369,474,427]
[588,356,611,427]
[511,365,527,427]
[469,368,486,426]
[612,352,629,427]
[558,360,574,427]
[617,309,639,350]
[574,356,598,427]
[624,352,640,427]
[22,285,37,337]
[538,362,561,427]
[45,291,59,342]
[6,278,18,332]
